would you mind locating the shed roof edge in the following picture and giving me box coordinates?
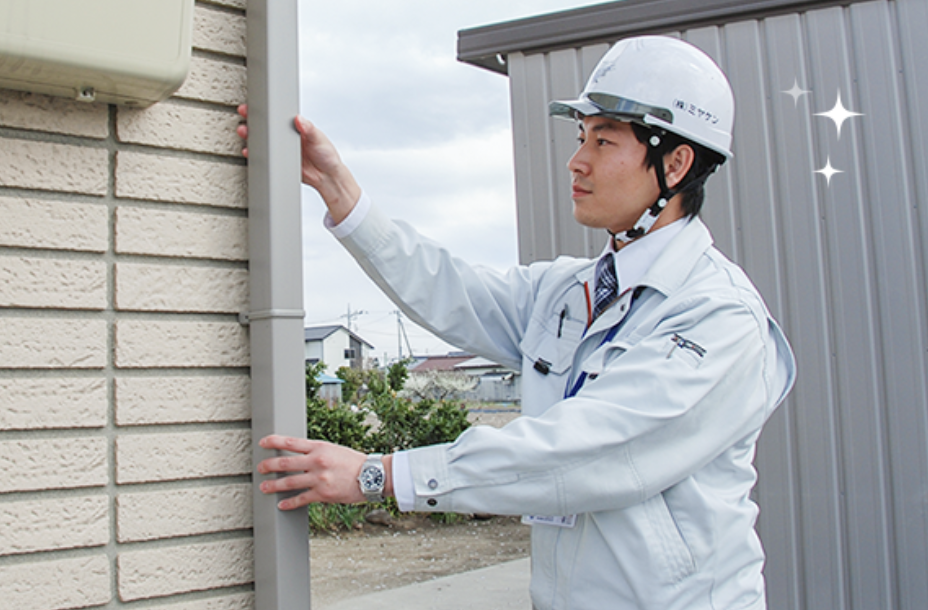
[458,0,859,75]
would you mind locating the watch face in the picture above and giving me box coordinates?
[360,464,384,491]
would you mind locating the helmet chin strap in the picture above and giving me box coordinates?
[609,131,676,247]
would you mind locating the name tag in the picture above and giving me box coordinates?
[522,514,577,528]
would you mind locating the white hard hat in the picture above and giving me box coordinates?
[550,36,734,159]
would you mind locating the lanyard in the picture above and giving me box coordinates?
[563,285,641,399]
[563,323,621,399]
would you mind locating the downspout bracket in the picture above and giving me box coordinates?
[239,309,306,326]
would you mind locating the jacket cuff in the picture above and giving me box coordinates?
[405,443,455,512]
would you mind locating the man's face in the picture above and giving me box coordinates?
[568,116,660,234]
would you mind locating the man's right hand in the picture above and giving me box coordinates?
[236,105,362,224]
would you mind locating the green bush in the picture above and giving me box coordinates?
[366,397,470,454]
[304,359,472,532]
[305,362,370,451]
[334,365,366,405]
[386,358,411,392]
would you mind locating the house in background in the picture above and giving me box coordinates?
[410,352,521,404]
[455,355,520,404]
[304,324,374,371]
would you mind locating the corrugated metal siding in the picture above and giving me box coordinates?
[504,1,928,608]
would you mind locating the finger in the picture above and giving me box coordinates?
[237,104,248,119]
[259,472,313,494]
[256,451,316,475]
[242,147,248,159]
[277,489,317,511]
[260,434,318,454]
[294,116,323,145]
[257,456,291,475]
[236,123,248,139]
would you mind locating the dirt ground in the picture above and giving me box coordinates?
[310,514,531,607]
[310,408,529,608]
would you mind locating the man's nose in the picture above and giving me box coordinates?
[567,145,589,175]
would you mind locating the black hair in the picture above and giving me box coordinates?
[630,122,725,217]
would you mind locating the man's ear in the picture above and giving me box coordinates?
[664,144,695,190]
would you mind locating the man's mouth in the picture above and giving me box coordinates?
[572,184,592,197]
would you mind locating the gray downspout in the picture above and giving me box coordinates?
[246,1,311,608]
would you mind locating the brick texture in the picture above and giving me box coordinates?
[115,262,248,313]
[0,255,106,309]
[0,139,108,195]
[0,378,107,430]
[193,5,247,57]
[0,495,109,555]
[118,538,254,601]
[0,197,108,252]
[0,555,111,610]
[0,1,255,607]
[0,318,106,369]
[115,375,250,425]
[0,90,110,138]
[117,483,252,542]
[115,320,249,368]
[200,0,247,10]
[117,102,243,157]
[0,437,107,492]
[175,56,247,107]
[115,429,251,484]
[115,152,247,208]
[149,592,254,610]
[115,206,247,259]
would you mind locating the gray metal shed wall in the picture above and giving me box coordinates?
[500,1,928,608]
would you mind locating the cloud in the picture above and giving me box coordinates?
[295,0,593,360]
[298,2,512,149]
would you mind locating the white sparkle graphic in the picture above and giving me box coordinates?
[815,157,843,186]
[782,78,811,106]
[815,91,863,139]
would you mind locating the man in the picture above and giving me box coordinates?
[247,36,796,609]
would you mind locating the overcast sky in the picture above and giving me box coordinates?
[296,1,597,364]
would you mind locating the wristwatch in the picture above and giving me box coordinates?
[357,454,386,502]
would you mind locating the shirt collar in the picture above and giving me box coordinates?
[599,218,688,293]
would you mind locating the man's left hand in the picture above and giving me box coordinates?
[256,435,369,510]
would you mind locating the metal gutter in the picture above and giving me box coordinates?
[245,0,311,608]
[458,0,857,74]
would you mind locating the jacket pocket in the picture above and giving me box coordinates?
[519,314,584,376]
[645,493,697,584]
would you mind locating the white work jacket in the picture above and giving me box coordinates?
[338,201,796,610]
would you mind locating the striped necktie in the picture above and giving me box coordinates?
[592,252,618,320]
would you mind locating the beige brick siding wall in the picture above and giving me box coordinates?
[0,2,253,608]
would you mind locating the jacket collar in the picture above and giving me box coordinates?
[576,217,713,332]
[574,217,712,294]
[639,216,713,296]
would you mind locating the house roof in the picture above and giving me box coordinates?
[303,324,374,349]
[454,356,509,371]
[409,353,474,372]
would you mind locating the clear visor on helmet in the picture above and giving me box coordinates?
[549,92,674,126]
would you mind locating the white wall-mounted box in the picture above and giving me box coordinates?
[0,0,194,107]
